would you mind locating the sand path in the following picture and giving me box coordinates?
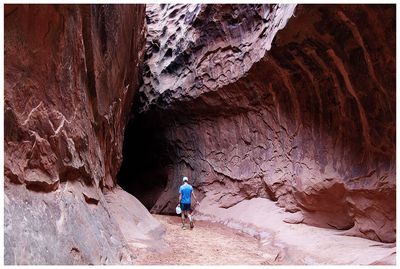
[135,214,274,265]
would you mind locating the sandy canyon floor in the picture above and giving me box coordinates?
[133,211,396,265]
[135,214,272,265]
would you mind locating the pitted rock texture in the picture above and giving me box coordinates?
[129,4,395,243]
[4,4,151,264]
[140,4,296,111]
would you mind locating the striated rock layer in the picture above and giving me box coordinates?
[126,4,396,243]
[4,4,164,264]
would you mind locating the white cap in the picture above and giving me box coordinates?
[183,176,188,182]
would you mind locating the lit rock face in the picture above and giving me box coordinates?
[4,4,156,264]
[140,4,296,111]
[136,4,395,243]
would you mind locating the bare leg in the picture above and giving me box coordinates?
[188,213,192,222]
[181,211,185,228]
[188,212,194,229]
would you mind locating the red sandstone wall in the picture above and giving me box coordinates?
[140,4,395,243]
[4,4,146,264]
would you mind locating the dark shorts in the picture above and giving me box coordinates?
[180,203,191,211]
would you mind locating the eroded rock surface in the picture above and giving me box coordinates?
[195,198,396,265]
[5,182,133,264]
[4,4,154,264]
[104,186,166,252]
[140,4,296,111]
[130,4,395,243]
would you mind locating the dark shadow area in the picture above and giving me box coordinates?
[117,113,172,210]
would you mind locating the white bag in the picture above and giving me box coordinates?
[176,205,182,215]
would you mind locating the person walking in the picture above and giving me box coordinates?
[178,176,199,229]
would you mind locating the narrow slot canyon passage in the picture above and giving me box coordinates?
[4,3,396,266]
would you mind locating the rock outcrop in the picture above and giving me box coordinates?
[125,4,395,243]
[140,4,296,112]
[4,4,164,264]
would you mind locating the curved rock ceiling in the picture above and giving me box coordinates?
[128,4,395,243]
[3,4,396,265]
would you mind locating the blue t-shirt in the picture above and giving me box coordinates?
[179,183,193,204]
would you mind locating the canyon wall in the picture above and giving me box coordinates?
[4,4,164,265]
[3,4,396,266]
[132,4,395,243]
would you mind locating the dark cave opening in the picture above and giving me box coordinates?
[117,112,172,211]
